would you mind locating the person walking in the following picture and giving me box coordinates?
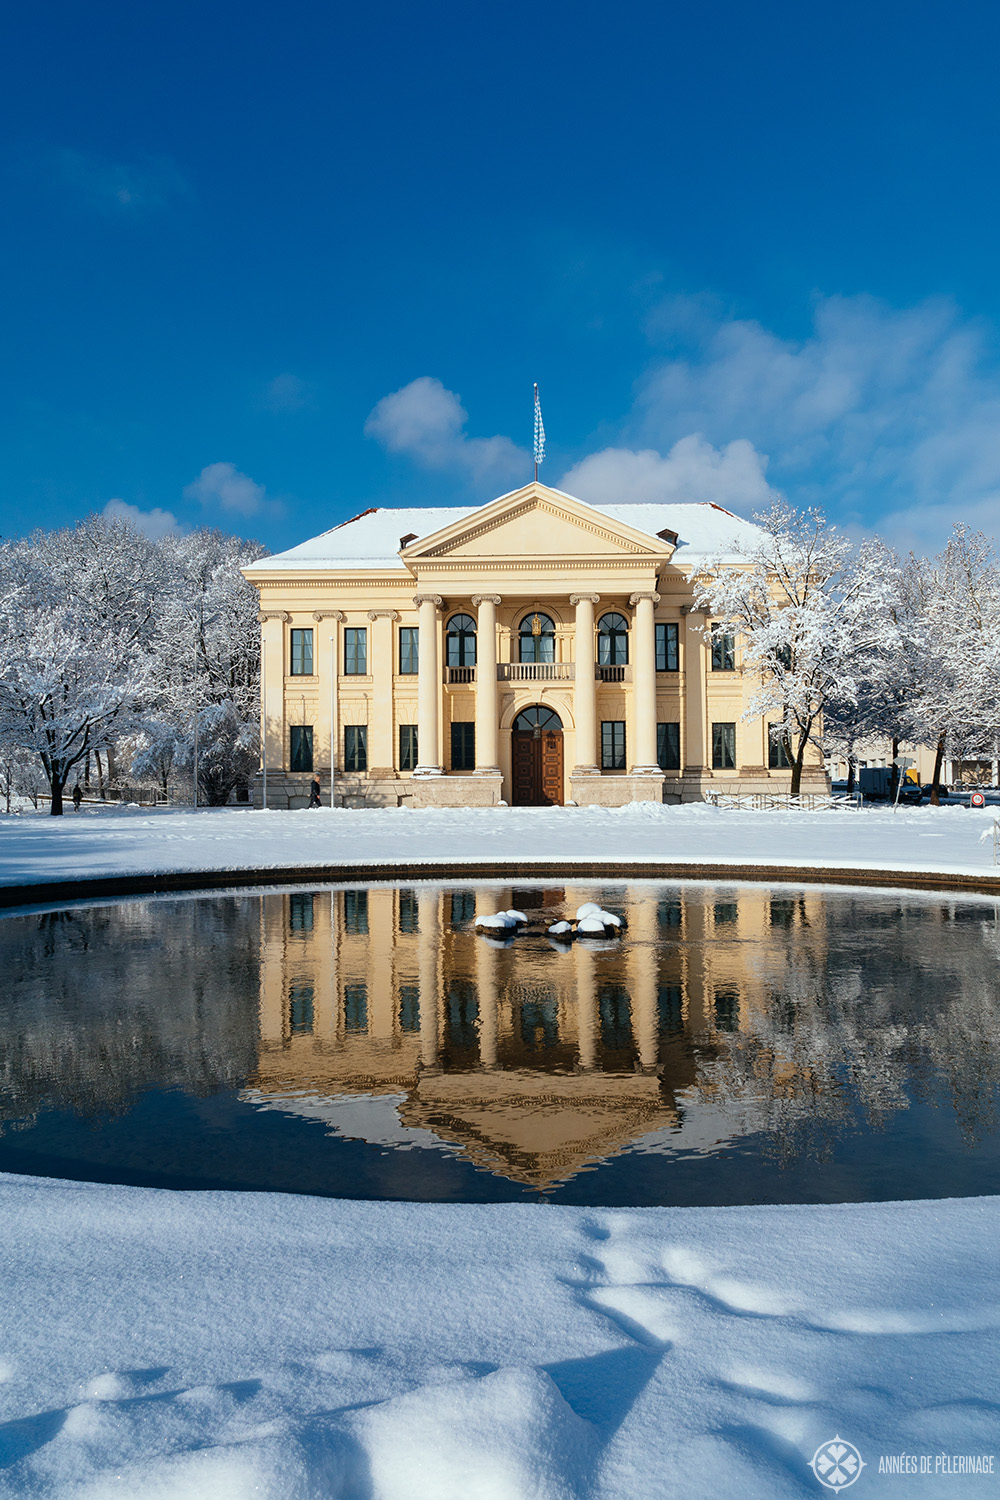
[308,774,322,808]
[72,784,82,812]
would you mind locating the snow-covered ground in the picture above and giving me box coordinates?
[1,800,999,890]
[1,1177,997,1498]
[1,804,998,1496]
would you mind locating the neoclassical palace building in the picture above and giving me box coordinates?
[243,481,826,807]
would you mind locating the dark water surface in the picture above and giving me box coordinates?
[1,881,999,1205]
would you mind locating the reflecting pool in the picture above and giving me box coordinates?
[1,881,999,1205]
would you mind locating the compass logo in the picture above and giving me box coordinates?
[810,1436,866,1490]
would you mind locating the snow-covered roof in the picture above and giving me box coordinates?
[245,493,763,572]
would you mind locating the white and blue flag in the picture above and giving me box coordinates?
[533,383,545,470]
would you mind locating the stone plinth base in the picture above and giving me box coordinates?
[254,771,415,809]
[569,774,666,807]
[410,774,504,809]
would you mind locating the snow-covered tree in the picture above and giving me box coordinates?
[0,545,157,814]
[901,527,1000,801]
[139,529,266,805]
[0,516,266,813]
[694,500,902,796]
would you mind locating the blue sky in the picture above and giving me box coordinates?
[3,0,1000,554]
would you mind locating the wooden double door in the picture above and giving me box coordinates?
[512,729,564,806]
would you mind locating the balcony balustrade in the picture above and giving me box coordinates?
[445,665,476,684]
[596,664,632,683]
[496,662,576,682]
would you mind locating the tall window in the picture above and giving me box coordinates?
[601,720,626,769]
[446,613,477,667]
[344,983,368,1032]
[657,722,681,771]
[451,891,475,925]
[343,890,368,934]
[344,627,367,675]
[711,628,735,672]
[768,727,792,768]
[655,622,678,672]
[399,723,418,771]
[399,627,418,675]
[399,984,420,1033]
[288,984,314,1035]
[288,893,314,932]
[712,721,736,769]
[344,724,367,772]
[290,628,313,675]
[398,890,418,933]
[290,725,313,772]
[451,722,475,770]
[518,612,555,663]
[597,612,629,666]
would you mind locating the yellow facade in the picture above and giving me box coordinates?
[244,482,827,807]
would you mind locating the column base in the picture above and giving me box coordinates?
[629,764,663,776]
[410,774,503,809]
[411,765,445,777]
[473,765,502,776]
[570,773,666,807]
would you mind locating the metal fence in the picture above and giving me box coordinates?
[703,791,862,812]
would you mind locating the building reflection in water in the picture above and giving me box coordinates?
[2,882,999,1198]
[247,882,1000,1189]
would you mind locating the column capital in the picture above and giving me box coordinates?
[471,594,502,607]
[569,593,600,606]
[413,594,444,609]
[629,591,661,606]
[257,610,290,623]
[367,609,400,621]
[312,610,346,622]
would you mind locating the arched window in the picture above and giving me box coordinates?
[518,612,556,664]
[512,706,563,732]
[597,612,629,666]
[446,613,477,667]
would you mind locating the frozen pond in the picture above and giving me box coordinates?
[1,880,999,1205]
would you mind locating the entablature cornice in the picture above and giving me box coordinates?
[406,557,660,574]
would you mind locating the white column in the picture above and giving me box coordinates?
[630,591,661,773]
[417,887,440,1068]
[413,594,443,775]
[476,934,499,1068]
[472,594,501,773]
[628,899,659,1072]
[570,593,600,773]
[574,941,598,1070]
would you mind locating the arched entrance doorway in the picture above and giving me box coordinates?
[511,706,563,806]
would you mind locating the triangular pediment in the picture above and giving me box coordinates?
[400,483,674,563]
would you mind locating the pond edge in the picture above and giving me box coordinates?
[2,858,1000,910]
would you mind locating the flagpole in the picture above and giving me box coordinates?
[534,382,538,481]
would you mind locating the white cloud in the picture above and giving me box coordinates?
[101,498,181,541]
[560,434,773,511]
[365,377,526,484]
[619,293,1000,549]
[183,462,269,517]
